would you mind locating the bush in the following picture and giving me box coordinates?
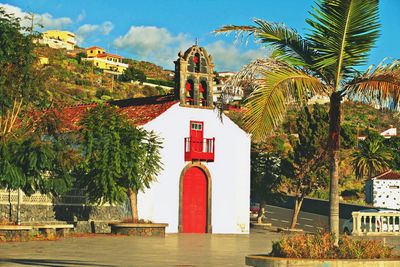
[338,236,393,259]
[120,66,146,82]
[271,232,394,259]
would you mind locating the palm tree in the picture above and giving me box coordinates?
[352,137,393,179]
[216,0,400,244]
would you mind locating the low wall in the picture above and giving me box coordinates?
[246,255,400,267]
[0,189,127,233]
[110,223,168,237]
[267,194,372,219]
[0,203,126,233]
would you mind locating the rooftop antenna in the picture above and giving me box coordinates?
[195,37,198,46]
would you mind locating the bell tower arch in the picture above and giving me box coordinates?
[174,45,215,108]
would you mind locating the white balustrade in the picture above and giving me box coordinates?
[352,211,400,236]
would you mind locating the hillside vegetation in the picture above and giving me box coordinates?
[34,46,173,105]
[227,102,400,205]
[122,58,174,81]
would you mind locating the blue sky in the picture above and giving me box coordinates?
[1,0,399,71]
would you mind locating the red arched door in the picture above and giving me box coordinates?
[182,167,207,233]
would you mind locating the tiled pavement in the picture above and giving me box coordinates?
[0,230,282,267]
[1,230,399,267]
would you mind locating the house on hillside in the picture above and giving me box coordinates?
[38,30,76,50]
[213,71,244,103]
[365,170,400,210]
[83,46,128,74]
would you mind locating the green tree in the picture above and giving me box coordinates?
[78,105,163,222]
[340,124,357,149]
[120,66,147,83]
[282,104,329,229]
[0,8,42,111]
[251,146,282,222]
[384,136,400,170]
[216,0,400,243]
[0,9,77,208]
[3,116,78,195]
[352,135,393,179]
[75,52,87,64]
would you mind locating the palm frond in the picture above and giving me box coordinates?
[352,139,393,179]
[344,60,400,110]
[215,19,316,67]
[235,59,328,140]
[307,0,380,87]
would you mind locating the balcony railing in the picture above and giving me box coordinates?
[352,211,400,236]
[184,137,215,162]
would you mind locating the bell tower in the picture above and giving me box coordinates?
[174,45,215,108]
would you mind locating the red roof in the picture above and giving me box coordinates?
[86,46,105,51]
[372,170,400,180]
[51,95,178,131]
[96,53,122,59]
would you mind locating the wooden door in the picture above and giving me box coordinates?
[182,167,207,233]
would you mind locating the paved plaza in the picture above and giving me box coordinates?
[2,229,399,267]
[0,230,282,267]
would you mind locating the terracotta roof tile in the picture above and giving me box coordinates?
[96,53,122,59]
[86,46,104,50]
[54,95,178,131]
[372,170,400,180]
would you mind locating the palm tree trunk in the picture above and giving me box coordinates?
[128,189,138,223]
[290,196,304,229]
[328,92,342,246]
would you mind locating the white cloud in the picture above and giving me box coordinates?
[36,13,73,29]
[113,25,266,70]
[76,21,114,45]
[76,10,86,23]
[113,26,193,68]
[205,41,267,71]
[0,3,72,30]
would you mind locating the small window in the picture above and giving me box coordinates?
[191,122,202,130]
[389,185,400,189]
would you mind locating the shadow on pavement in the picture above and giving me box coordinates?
[0,259,115,267]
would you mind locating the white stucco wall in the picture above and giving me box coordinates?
[137,103,251,234]
[372,179,400,210]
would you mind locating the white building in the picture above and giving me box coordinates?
[134,45,250,233]
[365,170,400,210]
[62,45,251,234]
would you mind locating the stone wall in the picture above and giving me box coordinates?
[0,203,126,233]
